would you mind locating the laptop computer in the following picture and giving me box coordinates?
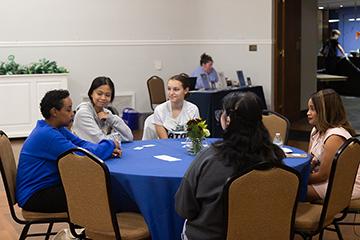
[186,77,197,91]
[236,70,247,87]
[200,73,212,90]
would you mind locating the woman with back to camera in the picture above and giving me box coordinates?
[72,76,133,145]
[153,74,200,139]
[191,53,219,89]
[175,91,285,240]
[307,88,359,201]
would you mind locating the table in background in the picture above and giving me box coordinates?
[187,86,267,137]
[105,139,310,240]
[317,73,348,90]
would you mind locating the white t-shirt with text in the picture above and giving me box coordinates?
[153,100,200,139]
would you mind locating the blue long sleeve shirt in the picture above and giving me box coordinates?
[16,120,115,207]
[191,66,218,89]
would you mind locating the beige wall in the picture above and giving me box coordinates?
[0,0,274,112]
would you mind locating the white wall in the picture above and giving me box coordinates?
[301,0,318,110]
[0,0,274,112]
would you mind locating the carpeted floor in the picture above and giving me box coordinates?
[342,96,360,133]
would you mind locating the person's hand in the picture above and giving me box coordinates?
[310,157,320,173]
[97,111,108,121]
[112,148,122,158]
[112,139,120,149]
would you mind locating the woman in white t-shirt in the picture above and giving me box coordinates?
[153,74,200,139]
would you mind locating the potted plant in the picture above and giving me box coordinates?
[0,55,69,138]
[0,55,68,75]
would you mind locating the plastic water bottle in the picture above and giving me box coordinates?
[113,131,122,148]
[273,132,283,146]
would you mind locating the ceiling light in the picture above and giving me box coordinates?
[318,6,324,10]
[340,5,344,8]
[329,19,340,23]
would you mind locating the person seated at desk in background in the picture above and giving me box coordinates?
[191,53,218,89]
[16,90,120,213]
[306,89,359,201]
[72,76,133,144]
[175,91,285,240]
[154,74,200,139]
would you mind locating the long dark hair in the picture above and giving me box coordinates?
[213,92,284,171]
[88,76,115,103]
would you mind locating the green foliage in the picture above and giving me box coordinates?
[0,55,68,75]
[186,118,210,140]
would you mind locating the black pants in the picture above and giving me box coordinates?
[23,185,67,213]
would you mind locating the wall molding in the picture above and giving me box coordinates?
[0,39,273,48]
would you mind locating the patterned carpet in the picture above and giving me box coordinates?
[342,96,360,133]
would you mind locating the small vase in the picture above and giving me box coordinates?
[185,137,204,155]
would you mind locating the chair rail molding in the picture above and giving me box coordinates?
[0,74,68,138]
[0,39,273,48]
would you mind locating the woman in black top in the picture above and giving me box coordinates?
[175,91,285,240]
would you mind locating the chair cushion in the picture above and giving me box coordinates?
[86,212,149,240]
[349,198,360,212]
[295,202,323,231]
[22,209,68,220]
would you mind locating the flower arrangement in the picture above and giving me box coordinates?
[186,118,210,155]
[0,55,68,75]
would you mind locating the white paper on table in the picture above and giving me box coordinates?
[154,155,181,162]
[143,144,156,148]
[281,147,293,153]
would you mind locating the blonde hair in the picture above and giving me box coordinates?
[310,89,355,136]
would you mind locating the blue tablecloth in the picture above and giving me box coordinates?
[105,139,310,240]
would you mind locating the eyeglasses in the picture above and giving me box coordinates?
[215,109,224,122]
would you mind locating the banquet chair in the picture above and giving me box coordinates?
[330,134,360,230]
[142,114,158,140]
[147,75,166,111]
[262,110,290,144]
[58,147,150,240]
[223,163,300,240]
[294,137,360,240]
[0,130,68,240]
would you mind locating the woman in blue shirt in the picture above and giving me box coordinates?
[191,53,219,89]
[16,90,120,213]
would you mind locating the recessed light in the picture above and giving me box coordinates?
[318,6,324,10]
[340,5,344,8]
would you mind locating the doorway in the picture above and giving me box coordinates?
[274,0,302,121]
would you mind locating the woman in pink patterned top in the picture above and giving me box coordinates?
[307,89,357,201]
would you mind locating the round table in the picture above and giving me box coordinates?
[105,139,310,240]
